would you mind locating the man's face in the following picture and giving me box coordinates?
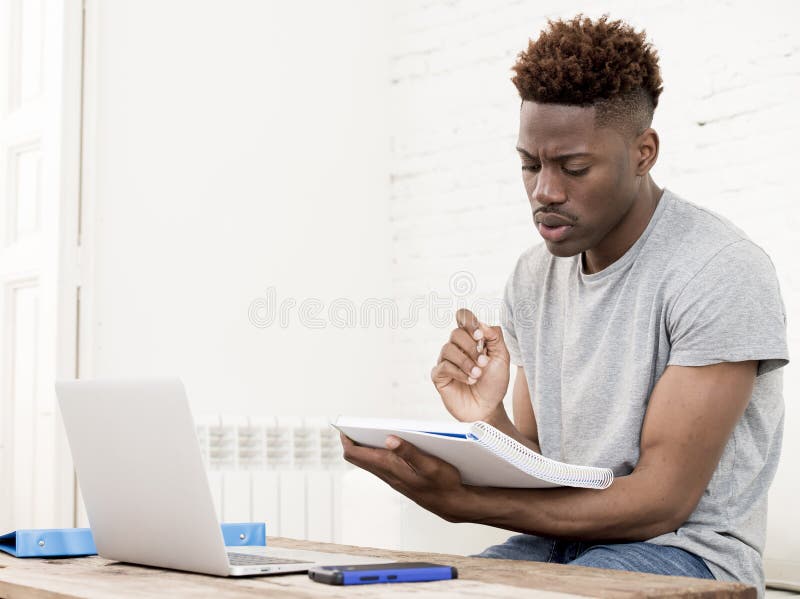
[517,101,639,257]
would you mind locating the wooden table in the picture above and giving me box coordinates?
[0,537,756,598]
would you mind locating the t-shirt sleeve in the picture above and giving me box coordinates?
[667,239,789,376]
[501,269,524,367]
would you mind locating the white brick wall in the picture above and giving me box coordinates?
[388,0,799,408]
[386,0,800,573]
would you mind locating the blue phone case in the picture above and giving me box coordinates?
[309,562,457,585]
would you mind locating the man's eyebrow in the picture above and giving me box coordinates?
[515,147,593,161]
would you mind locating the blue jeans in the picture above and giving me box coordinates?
[474,534,714,579]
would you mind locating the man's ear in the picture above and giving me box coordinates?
[635,128,660,175]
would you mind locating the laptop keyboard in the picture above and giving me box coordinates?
[227,552,312,566]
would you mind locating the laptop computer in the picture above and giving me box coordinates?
[55,378,384,576]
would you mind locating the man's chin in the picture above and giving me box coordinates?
[542,239,582,258]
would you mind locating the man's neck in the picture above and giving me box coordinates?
[582,178,663,275]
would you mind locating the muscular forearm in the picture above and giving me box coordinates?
[458,406,680,540]
[455,469,683,542]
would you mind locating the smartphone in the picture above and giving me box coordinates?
[308,562,458,585]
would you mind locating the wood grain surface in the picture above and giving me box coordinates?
[0,536,756,598]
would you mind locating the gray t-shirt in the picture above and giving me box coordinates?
[501,188,789,595]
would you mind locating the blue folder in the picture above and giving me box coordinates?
[0,522,266,558]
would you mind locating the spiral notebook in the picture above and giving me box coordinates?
[333,416,613,490]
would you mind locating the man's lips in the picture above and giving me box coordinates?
[536,214,575,227]
[535,214,575,242]
[538,222,572,242]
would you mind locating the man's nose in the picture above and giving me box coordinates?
[532,168,566,207]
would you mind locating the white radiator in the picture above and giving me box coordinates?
[195,415,346,543]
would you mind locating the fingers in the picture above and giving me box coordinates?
[385,436,441,478]
[438,323,487,377]
[447,327,482,359]
[340,433,391,470]
[456,308,481,339]
[479,324,510,361]
[456,308,490,358]
[432,311,493,388]
[340,432,425,487]
[456,308,479,334]
[431,359,476,387]
[440,342,482,381]
[432,309,510,391]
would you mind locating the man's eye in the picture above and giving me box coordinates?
[563,166,589,177]
[521,164,541,172]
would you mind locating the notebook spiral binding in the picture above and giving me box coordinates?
[469,422,614,489]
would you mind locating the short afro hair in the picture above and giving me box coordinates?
[512,15,663,136]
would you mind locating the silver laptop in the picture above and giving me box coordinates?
[55,378,383,576]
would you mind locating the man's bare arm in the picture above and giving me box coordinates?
[458,360,757,540]
[343,303,756,541]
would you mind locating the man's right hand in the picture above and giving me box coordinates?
[430,308,511,422]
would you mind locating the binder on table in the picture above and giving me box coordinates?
[333,416,614,490]
[0,522,266,558]
[0,528,96,558]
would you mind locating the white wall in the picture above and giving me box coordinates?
[83,0,393,418]
[81,0,800,565]
[387,0,799,576]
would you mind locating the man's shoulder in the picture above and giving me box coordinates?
[660,192,744,251]
[657,191,776,281]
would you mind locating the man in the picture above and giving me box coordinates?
[341,14,788,595]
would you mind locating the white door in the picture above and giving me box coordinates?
[0,0,82,530]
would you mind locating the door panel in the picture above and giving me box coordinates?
[0,0,82,531]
